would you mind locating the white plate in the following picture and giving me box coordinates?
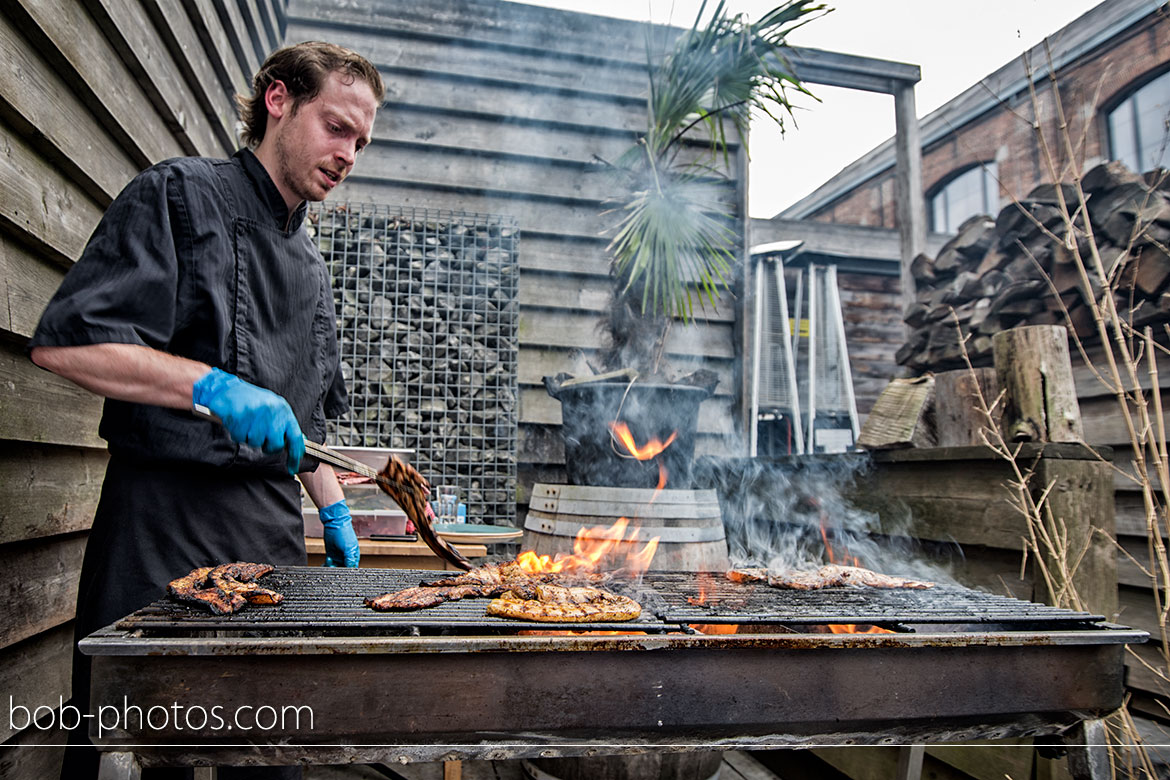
[434,523,523,544]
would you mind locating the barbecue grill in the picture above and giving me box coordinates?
[82,566,1145,775]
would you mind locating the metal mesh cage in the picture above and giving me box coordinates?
[306,203,520,527]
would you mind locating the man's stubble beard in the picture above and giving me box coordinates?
[272,122,321,204]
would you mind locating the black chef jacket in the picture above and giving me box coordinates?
[30,150,347,780]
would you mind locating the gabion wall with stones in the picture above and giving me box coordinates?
[306,203,520,527]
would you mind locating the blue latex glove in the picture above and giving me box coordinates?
[319,498,360,568]
[193,368,305,475]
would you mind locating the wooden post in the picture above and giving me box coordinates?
[894,81,926,326]
[97,752,141,780]
[895,745,925,780]
[992,326,1084,443]
[1064,719,1111,780]
[933,368,999,447]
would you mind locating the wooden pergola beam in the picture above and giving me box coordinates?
[781,46,921,94]
[762,45,926,319]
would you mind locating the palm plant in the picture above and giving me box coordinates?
[598,0,828,379]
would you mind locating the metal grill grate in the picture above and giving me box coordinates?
[646,572,1105,626]
[120,568,1104,636]
[306,203,520,526]
[120,567,675,634]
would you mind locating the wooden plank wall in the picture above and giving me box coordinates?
[0,0,284,769]
[1072,346,1170,720]
[285,0,748,502]
[828,269,901,416]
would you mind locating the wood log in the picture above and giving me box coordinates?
[933,368,1000,447]
[1065,303,1098,339]
[953,217,997,259]
[909,252,936,283]
[1133,245,1170,297]
[967,298,992,330]
[1027,181,1080,206]
[1082,160,1145,193]
[992,325,1084,443]
[856,375,936,450]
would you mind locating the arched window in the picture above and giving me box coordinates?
[1108,69,1170,174]
[929,162,998,234]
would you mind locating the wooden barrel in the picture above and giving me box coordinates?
[524,483,729,572]
[522,753,723,780]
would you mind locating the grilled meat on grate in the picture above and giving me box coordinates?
[167,562,282,615]
[365,560,624,615]
[486,584,641,622]
[376,456,473,571]
[365,561,545,611]
[728,564,934,590]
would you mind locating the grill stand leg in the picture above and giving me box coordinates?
[444,759,463,780]
[895,745,924,780]
[97,751,141,780]
[1065,718,1110,780]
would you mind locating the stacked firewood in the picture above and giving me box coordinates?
[898,162,1170,371]
[306,206,520,526]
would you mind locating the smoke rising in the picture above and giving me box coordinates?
[695,453,959,585]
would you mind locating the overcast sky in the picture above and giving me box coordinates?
[516,0,1108,217]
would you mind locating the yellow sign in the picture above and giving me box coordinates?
[788,318,810,338]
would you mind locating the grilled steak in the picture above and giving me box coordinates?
[365,586,452,611]
[366,560,618,612]
[168,562,282,614]
[486,584,641,622]
[376,456,472,571]
[728,564,933,590]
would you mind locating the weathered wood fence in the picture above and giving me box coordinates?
[0,1,283,773]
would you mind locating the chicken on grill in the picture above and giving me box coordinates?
[727,564,934,590]
[486,584,641,622]
[364,560,623,619]
[167,562,283,615]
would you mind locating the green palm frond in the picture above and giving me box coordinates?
[609,170,738,321]
[607,0,828,324]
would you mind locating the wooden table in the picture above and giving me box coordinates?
[304,537,487,570]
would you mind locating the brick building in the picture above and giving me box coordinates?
[780,0,1169,232]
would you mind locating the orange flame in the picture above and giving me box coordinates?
[609,422,677,460]
[516,516,659,576]
[819,514,862,568]
[693,623,739,634]
[828,624,894,634]
[519,629,648,636]
[655,462,668,492]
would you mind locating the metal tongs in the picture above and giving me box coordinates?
[193,405,472,570]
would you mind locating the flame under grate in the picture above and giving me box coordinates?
[118,567,1104,637]
[647,572,1104,626]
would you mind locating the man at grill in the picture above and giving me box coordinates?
[27,41,384,780]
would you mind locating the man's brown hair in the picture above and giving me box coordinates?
[236,41,385,147]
